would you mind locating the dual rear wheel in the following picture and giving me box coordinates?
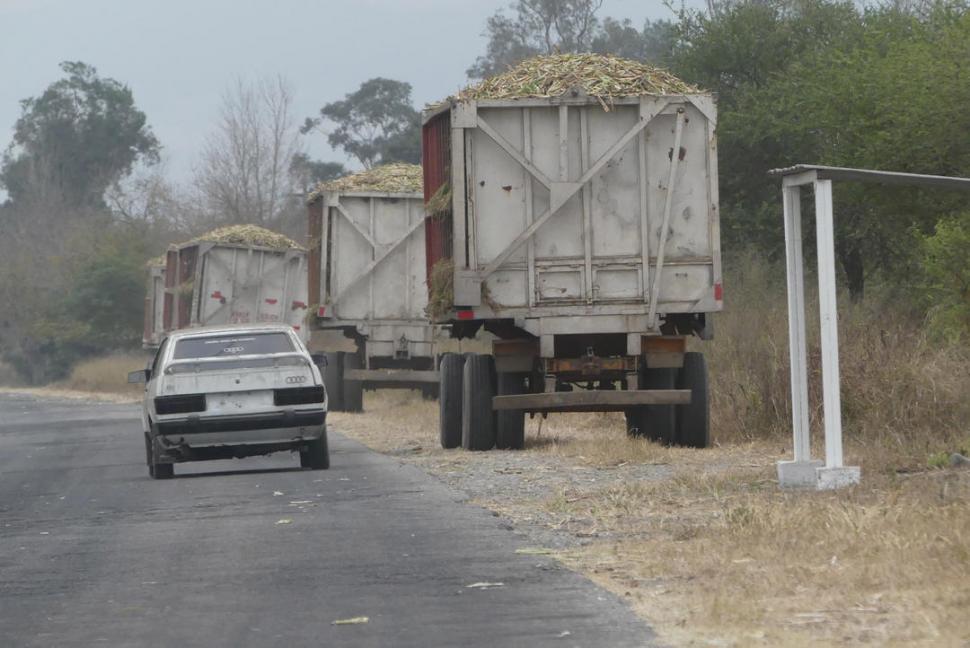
[440,350,711,451]
[439,353,525,452]
[625,352,710,448]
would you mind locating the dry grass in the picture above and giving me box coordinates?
[336,391,970,645]
[56,353,149,395]
[553,469,970,646]
[708,253,970,475]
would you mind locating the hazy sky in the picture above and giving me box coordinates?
[0,0,693,187]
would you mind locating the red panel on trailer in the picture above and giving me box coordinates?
[422,109,452,285]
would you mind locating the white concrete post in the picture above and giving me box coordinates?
[776,175,860,490]
[813,180,843,467]
[783,184,811,462]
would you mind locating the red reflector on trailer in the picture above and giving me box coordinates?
[317,306,326,317]
[714,283,723,301]
[456,309,474,320]
[265,298,278,305]
[293,325,301,331]
[292,300,307,309]
[210,291,223,300]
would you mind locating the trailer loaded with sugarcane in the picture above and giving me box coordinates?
[143,225,309,348]
[423,54,722,450]
[306,164,439,412]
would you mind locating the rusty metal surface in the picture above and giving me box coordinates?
[492,338,539,357]
[544,355,636,376]
[492,389,690,412]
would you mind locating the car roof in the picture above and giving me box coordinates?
[166,324,298,341]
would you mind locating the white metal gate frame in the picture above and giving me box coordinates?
[184,242,305,329]
[320,191,425,317]
[771,164,970,490]
[448,94,719,328]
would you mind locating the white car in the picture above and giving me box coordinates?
[129,324,329,479]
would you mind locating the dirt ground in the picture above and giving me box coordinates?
[332,390,970,648]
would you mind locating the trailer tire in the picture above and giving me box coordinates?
[323,352,344,412]
[675,352,710,449]
[495,372,526,450]
[625,368,676,442]
[462,354,497,451]
[342,352,364,413]
[439,353,464,449]
[300,429,330,469]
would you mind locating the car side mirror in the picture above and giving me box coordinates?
[128,369,150,384]
[310,352,327,367]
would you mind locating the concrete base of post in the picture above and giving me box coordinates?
[778,460,861,490]
[816,466,861,490]
[777,460,824,488]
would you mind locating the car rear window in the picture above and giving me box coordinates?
[173,332,294,360]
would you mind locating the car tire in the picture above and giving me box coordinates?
[439,353,464,449]
[342,352,364,413]
[495,372,526,450]
[144,433,155,478]
[300,429,330,469]
[462,354,496,451]
[323,352,344,412]
[675,352,710,448]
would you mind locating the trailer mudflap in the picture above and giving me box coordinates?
[492,389,690,413]
[343,368,440,384]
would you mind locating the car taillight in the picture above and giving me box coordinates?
[274,385,325,406]
[155,394,206,415]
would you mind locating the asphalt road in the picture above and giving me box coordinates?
[0,393,655,647]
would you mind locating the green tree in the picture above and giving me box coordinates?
[468,0,604,78]
[921,214,970,341]
[1,61,160,210]
[289,153,346,192]
[670,0,970,299]
[591,17,677,64]
[302,78,420,169]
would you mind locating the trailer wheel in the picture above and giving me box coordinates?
[675,352,710,448]
[626,368,676,442]
[439,353,464,449]
[323,352,344,412]
[462,354,497,451]
[495,372,526,450]
[300,429,330,469]
[342,352,364,413]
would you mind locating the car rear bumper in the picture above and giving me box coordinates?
[155,409,326,436]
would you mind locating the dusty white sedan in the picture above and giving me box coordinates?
[129,324,329,479]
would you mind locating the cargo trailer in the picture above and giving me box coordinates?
[422,54,722,451]
[306,164,438,412]
[147,226,309,347]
